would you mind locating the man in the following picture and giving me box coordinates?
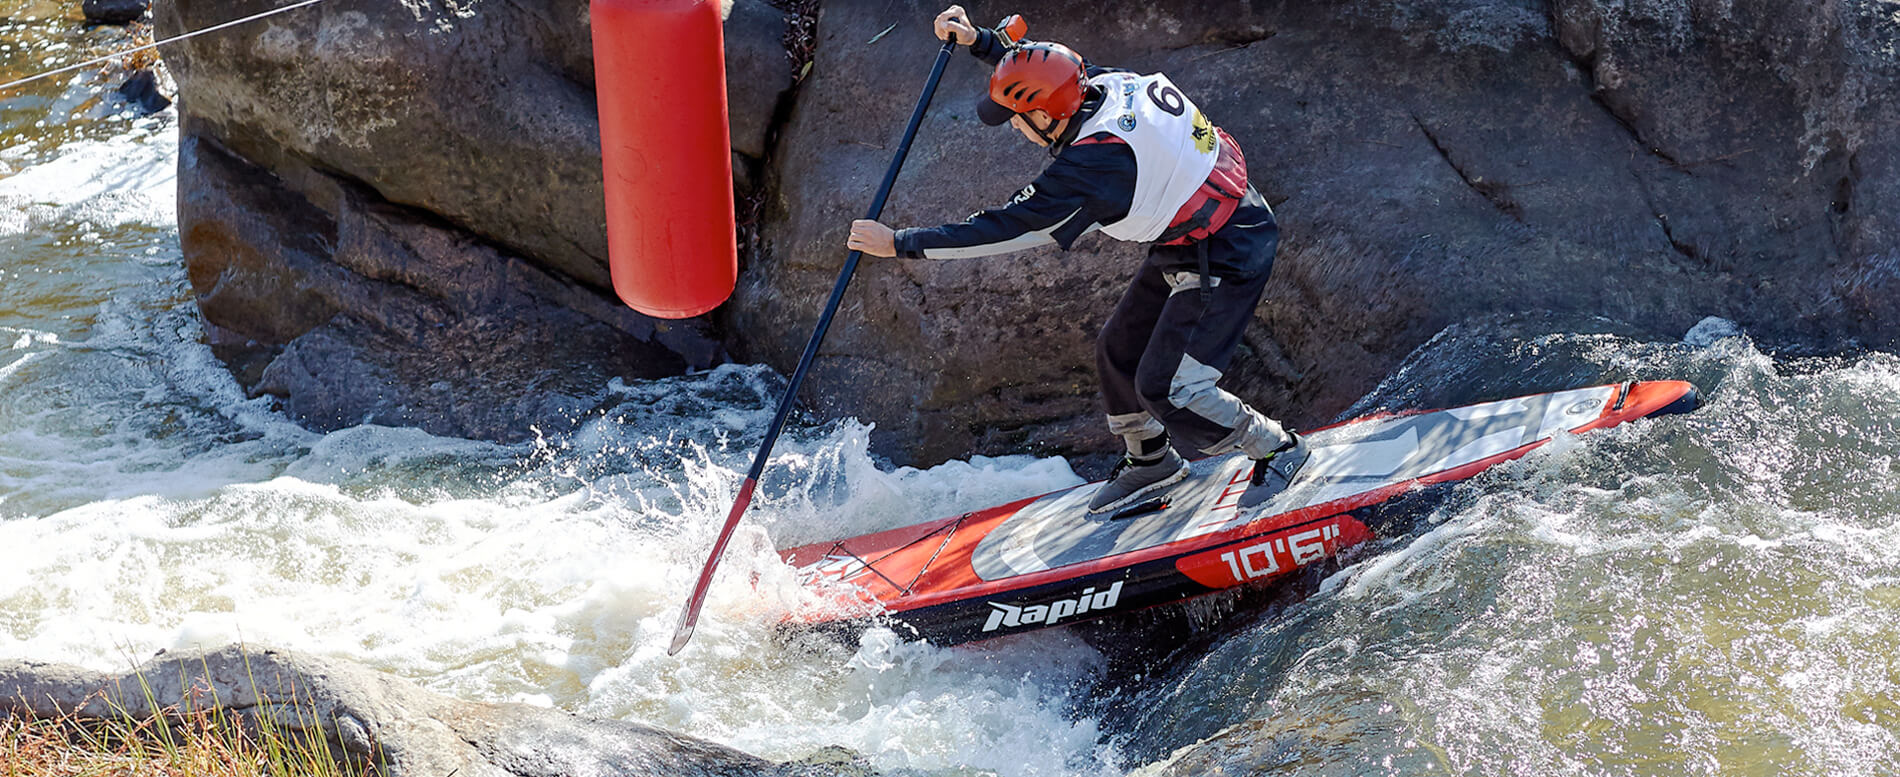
[845,6,1309,514]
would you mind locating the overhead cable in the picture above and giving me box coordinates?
[0,0,330,93]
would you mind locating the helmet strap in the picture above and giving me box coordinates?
[1026,113,1062,153]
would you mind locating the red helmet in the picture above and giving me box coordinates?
[978,42,1086,126]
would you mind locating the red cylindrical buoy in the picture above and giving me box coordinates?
[591,0,737,319]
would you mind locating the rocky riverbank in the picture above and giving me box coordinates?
[0,644,878,776]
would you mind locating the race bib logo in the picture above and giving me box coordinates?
[1116,79,1141,132]
[1191,109,1216,154]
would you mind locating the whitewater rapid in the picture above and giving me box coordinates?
[4,16,1899,776]
[0,65,1131,773]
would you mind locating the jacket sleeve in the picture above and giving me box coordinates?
[968,28,1006,65]
[892,138,1136,259]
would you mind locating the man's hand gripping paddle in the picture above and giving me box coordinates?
[669,39,959,656]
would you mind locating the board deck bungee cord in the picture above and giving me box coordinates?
[780,380,1700,645]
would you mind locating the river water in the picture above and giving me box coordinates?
[4,8,1899,777]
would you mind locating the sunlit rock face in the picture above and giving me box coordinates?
[154,0,792,440]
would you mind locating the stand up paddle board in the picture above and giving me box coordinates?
[780,380,1699,645]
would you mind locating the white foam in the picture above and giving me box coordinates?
[586,623,1115,776]
[0,113,177,233]
[0,346,1107,775]
[1683,315,1744,348]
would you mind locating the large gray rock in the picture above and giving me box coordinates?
[731,0,1899,464]
[727,0,796,163]
[156,0,792,286]
[154,0,796,441]
[157,0,609,286]
[0,644,872,776]
[178,128,704,439]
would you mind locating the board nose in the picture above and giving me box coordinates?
[1625,380,1700,417]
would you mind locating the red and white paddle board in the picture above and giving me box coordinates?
[780,381,1699,645]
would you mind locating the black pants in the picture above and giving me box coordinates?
[1095,214,1289,458]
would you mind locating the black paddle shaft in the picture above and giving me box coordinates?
[671,40,958,655]
[745,40,957,483]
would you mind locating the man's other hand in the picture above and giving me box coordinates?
[847,219,898,257]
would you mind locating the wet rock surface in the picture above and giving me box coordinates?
[156,0,1897,458]
[177,128,702,440]
[116,68,172,114]
[0,644,871,777]
[82,0,148,24]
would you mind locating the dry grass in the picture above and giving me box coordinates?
[122,22,161,72]
[0,708,371,777]
[0,713,363,777]
[0,656,374,777]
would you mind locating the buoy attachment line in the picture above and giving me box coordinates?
[0,0,331,93]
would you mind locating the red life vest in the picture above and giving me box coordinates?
[1157,126,1248,246]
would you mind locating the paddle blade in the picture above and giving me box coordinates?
[667,607,699,656]
[669,477,760,655]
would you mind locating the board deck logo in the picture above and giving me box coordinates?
[1174,517,1373,590]
[982,581,1123,632]
[1217,523,1342,582]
